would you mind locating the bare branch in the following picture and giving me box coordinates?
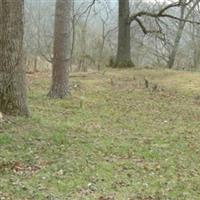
[135,17,161,34]
[129,0,200,25]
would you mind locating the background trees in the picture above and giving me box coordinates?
[25,0,200,71]
[23,0,200,71]
[115,0,200,68]
[0,0,29,116]
[167,0,200,69]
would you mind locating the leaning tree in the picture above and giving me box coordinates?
[0,0,29,116]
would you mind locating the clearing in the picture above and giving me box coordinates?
[1,69,200,199]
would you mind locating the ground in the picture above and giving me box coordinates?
[1,68,200,200]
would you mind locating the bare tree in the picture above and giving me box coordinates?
[24,0,54,72]
[0,0,29,116]
[115,0,200,68]
[167,0,200,69]
[48,0,71,98]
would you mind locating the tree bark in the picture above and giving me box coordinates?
[48,0,71,98]
[115,0,134,68]
[0,0,29,116]
[167,22,185,69]
[167,2,186,69]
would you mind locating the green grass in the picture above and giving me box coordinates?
[1,69,200,199]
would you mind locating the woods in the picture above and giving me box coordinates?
[1,0,200,199]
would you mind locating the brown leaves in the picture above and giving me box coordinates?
[11,161,41,175]
[98,195,114,200]
[0,159,50,175]
[0,192,11,200]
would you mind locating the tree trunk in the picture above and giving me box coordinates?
[0,0,29,116]
[48,0,71,98]
[79,27,87,72]
[191,13,200,70]
[115,0,134,68]
[167,21,185,69]
[193,48,200,69]
[34,57,38,73]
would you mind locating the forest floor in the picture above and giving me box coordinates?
[1,68,200,200]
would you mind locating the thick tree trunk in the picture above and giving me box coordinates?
[48,0,71,98]
[0,0,29,116]
[115,0,134,68]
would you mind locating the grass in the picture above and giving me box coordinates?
[1,68,200,199]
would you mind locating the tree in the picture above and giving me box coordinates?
[115,0,199,68]
[0,0,29,116]
[191,9,200,69]
[48,0,71,98]
[167,0,200,69]
[115,0,134,68]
